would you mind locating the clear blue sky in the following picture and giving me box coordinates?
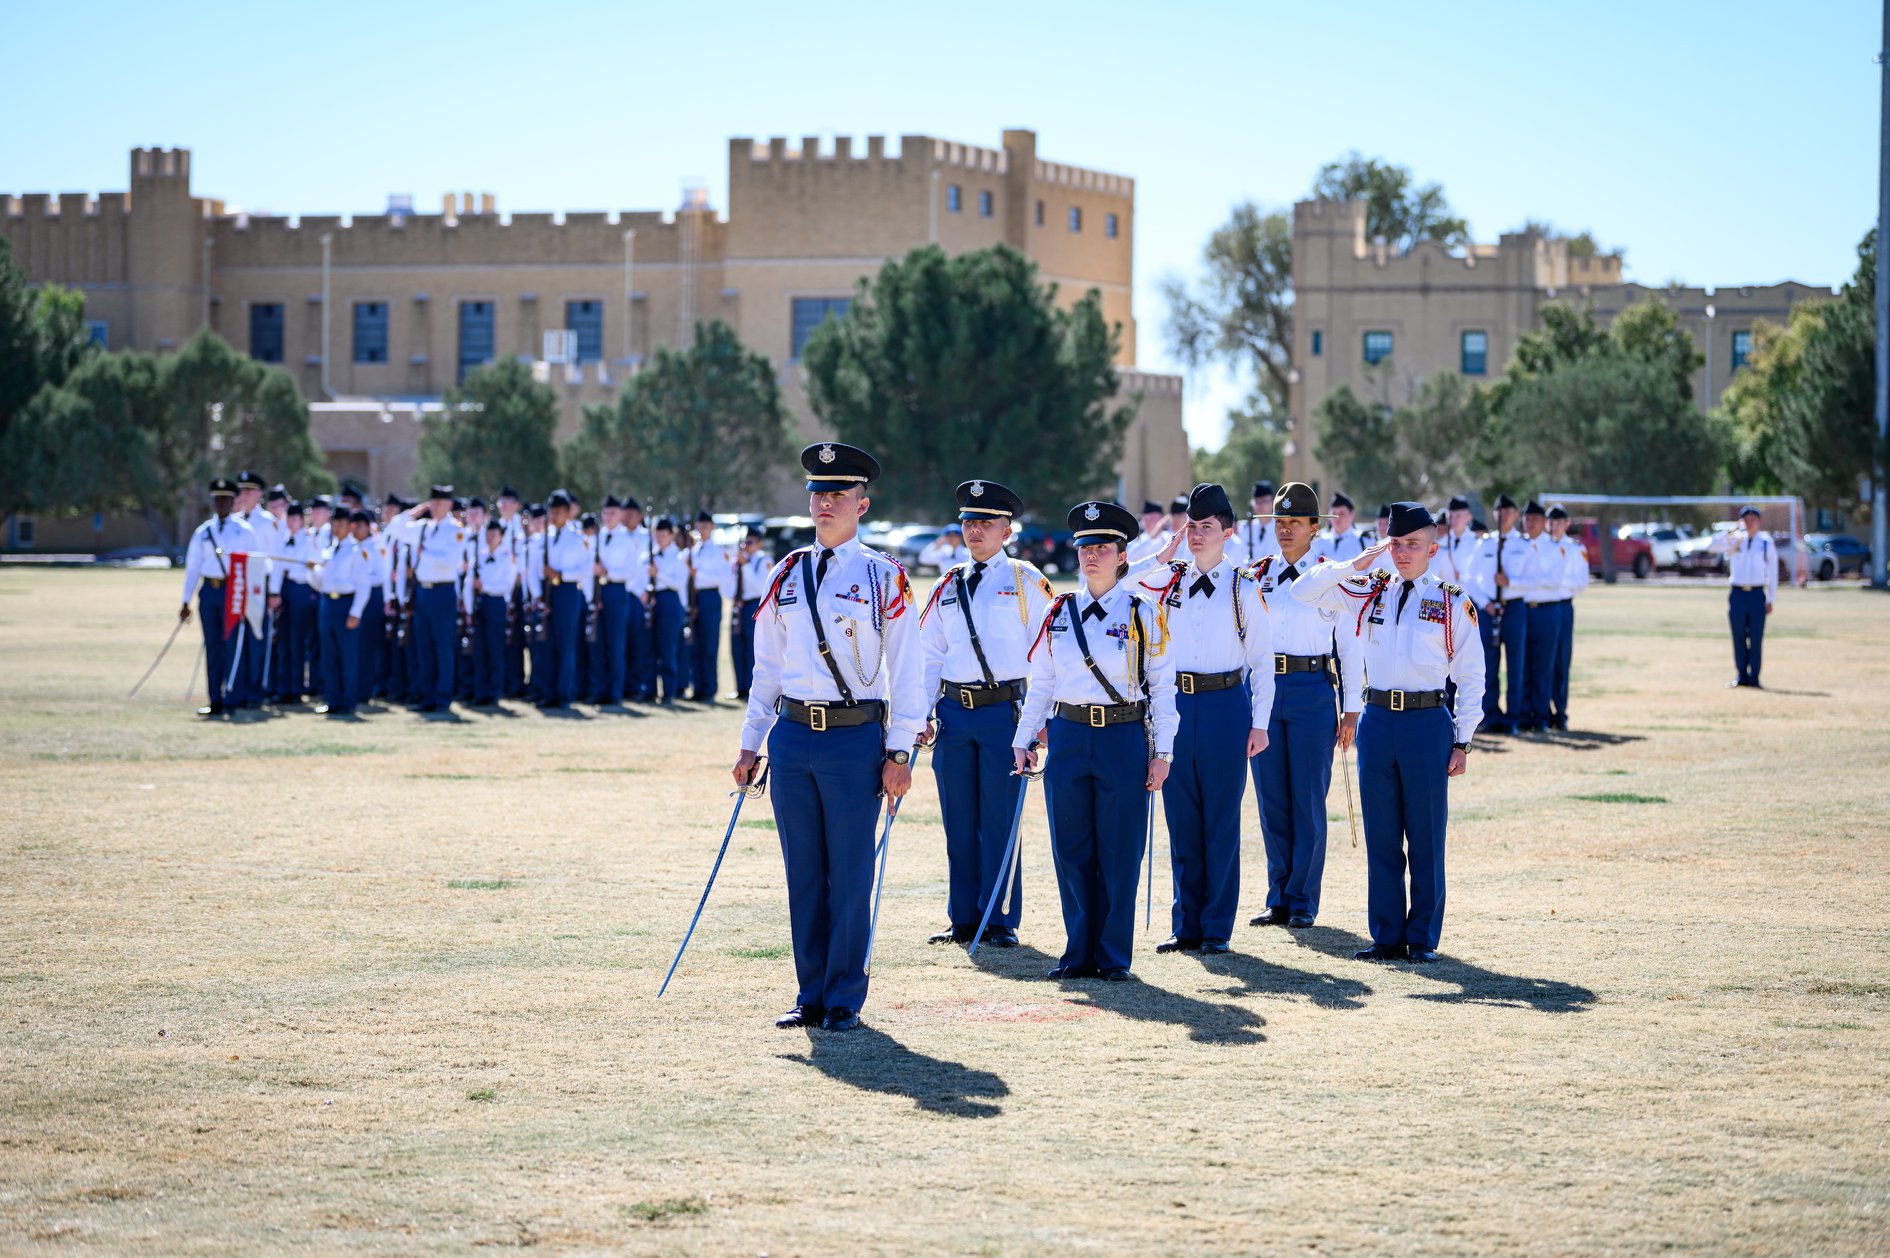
[3,0,1879,446]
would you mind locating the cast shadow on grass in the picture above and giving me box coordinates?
[1195,949,1372,1011]
[969,942,1266,1045]
[536,706,592,721]
[782,1025,1010,1118]
[1530,729,1647,750]
[1290,926,1597,1015]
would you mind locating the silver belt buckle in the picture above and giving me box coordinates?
[1390,689,1406,712]
[808,704,828,732]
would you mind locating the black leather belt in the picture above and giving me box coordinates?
[1365,687,1446,711]
[1734,584,1765,592]
[325,591,352,600]
[942,680,1023,709]
[779,697,885,731]
[1055,700,1147,728]
[203,578,225,588]
[1526,598,1568,608]
[1176,668,1243,695]
[1274,653,1329,675]
[420,580,451,589]
[598,577,619,586]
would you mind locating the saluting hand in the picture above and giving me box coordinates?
[1158,529,1185,564]
[1352,539,1392,572]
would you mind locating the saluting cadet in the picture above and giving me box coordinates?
[1126,501,1170,567]
[622,498,656,702]
[1133,483,1274,956]
[1540,505,1589,728]
[470,518,518,706]
[1226,480,1280,567]
[648,517,693,706]
[539,489,592,709]
[689,511,735,702]
[1464,493,1539,734]
[178,478,259,717]
[307,508,376,715]
[916,479,1056,948]
[1316,492,1366,563]
[273,502,319,704]
[733,442,925,1033]
[1709,505,1778,688]
[589,496,636,705]
[730,525,772,700]
[1013,500,1178,982]
[389,487,466,713]
[1247,482,1363,931]
[1293,503,1485,962]
[1428,496,1476,585]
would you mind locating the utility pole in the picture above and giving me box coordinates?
[1875,0,1889,588]
[621,228,637,370]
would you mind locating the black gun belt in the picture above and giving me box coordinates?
[779,697,885,731]
[942,680,1023,709]
[1054,700,1147,728]
[1364,687,1447,712]
[1274,652,1330,675]
[1176,668,1244,695]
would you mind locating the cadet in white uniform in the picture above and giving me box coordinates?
[178,478,260,716]
[1427,495,1476,585]
[1539,504,1589,727]
[307,508,376,715]
[1710,505,1779,688]
[1316,492,1366,564]
[389,487,468,712]
[1464,493,1540,734]
[1225,480,1281,568]
[730,526,773,700]
[1125,501,1171,568]
[469,517,518,706]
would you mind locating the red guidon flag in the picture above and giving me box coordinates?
[225,552,248,635]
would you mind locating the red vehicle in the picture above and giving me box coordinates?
[1573,520,1654,579]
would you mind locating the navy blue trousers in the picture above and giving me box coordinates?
[590,584,630,702]
[198,585,236,710]
[279,581,317,699]
[691,590,722,699]
[363,593,394,703]
[1730,587,1766,683]
[1253,670,1337,918]
[651,590,685,701]
[1355,704,1452,950]
[1523,601,1565,726]
[317,596,359,713]
[934,695,1025,931]
[1480,600,1528,730]
[414,584,457,707]
[1044,718,1149,974]
[627,595,654,700]
[238,619,266,705]
[474,593,508,702]
[767,718,882,1012]
[1163,685,1250,941]
[546,583,583,704]
[1551,601,1575,722]
[505,592,527,697]
[527,605,551,702]
[732,598,762,695]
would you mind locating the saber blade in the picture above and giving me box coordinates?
[863,798,900,977]
[127,619,186,699]
[657,759,766,998]
[968,776,1030,959]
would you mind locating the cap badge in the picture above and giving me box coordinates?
[1084,504,1101,521]
[818,444,836,464]
[969,481,985,497]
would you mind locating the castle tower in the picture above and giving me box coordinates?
[125,147,205,351]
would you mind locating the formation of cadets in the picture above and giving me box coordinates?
[178,471,771,718]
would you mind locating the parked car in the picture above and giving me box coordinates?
[1574,520,1654,579]
[759,516,815,562]
[1014,523,1076,576]
[890,528,943,572]
[1676,522,1741,574]
[1619,523,1688,570]
[1803,533,1871,580]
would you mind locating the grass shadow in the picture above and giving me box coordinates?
[973,941,1266,1045]
[1533,729,1648,749]
[782,1024,1009,1118]
[1290,924,1597,1015]
[536,706,592,720]
[1195,948,1373,1011]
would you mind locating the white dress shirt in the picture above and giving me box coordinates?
[470,544,518,609]
[1710,529,1779,600]
[181,513,260,606]
[690,538,737,597]
[621,525,654,597]
[919,538,971,570]
[308,537,375,619]
[740,536,928,754]
[1125,528,1171,567]
[1012,581,1180,756]
[919,557,1057,702]
[1250,551,1364,713]
[1226,518,1281,568]
[275,528,316,586]
[1135,555,1276,729]
[1464,528,1540,609]
[1428,526,1476,585]
[543,522,593,594]
[1537,536,1591,602]
[393,513,468,586]
[733,550,773,604]
[1292,560,1486,744]
[650,542,692,595]
[596,526,638,585]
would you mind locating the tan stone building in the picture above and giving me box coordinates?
[3,134,1188,545]
[1286,198,1833,490]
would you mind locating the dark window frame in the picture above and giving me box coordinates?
[565,299,604,364]
[978,189,993,218]
[1363,330,1393,365]
[790,296,851,360]
[1105,212,1118,239]
[1460,329,1488,375]
[457,300,495,383]
[249,303,285,364]
[352,301,389,365]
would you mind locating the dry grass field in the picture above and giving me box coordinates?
[1,567,1886,1255]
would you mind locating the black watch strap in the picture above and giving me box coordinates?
[1452,741,1471,752]
[885,749,911,765]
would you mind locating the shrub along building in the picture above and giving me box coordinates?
[4,136,1188,546]
[1285,198,1832,492]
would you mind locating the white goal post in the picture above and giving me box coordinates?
[1539,492,1810,587]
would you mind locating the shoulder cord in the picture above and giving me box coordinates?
[846,558,886,689]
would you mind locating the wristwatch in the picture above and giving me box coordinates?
[885,749,911,765]
[1154,751,1174,763]
[1452,741,1471,753]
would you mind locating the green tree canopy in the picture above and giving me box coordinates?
[1513,219,1619,260]
[0,238,93,446]
[1161,203,1293,416]
[1310,153,1469,252]
[1192,393,1284,494]
[801,244,1134,518]
[1313,369,1486,510]
[562,318,791,513]
[417,357,560,501]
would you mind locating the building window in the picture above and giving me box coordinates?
[566,300,603,363]
[1460,330,1488,375]
[1311,330,1323,357]
[978,190,993,218]
[1105,213,1119,239]
[85,320,109,348]
[1034,200,1044,227]
[249,304,284,363]
[1731,329,1752,372]
[1363,330,1393,365]
[1068,207,1082,233]
[946,184,962,214]
[790,297,851,360]
[458,301,495,383]
[352,302,389,364]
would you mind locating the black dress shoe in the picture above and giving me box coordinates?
[1249,906,1289,927]
[775,1004,822,1028]
[1404,947,1440,964]
[820,1007,860,1032]
[1353,943,1407,962]
[1155,935,1202,953]
[1099,968,1134,982]
[1046,965,1093,980]
[1199,939,1231,955]
[981,925,1018,948]
[1287,912,1316,929]
[928,924,975,945]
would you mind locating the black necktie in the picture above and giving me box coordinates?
[815,547,834,590]
[1396,582,1414,621]
[1189,574,1214,599]
[1082,600,1108,623]
[1278,563,1298,583]
[967,559,987,600]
